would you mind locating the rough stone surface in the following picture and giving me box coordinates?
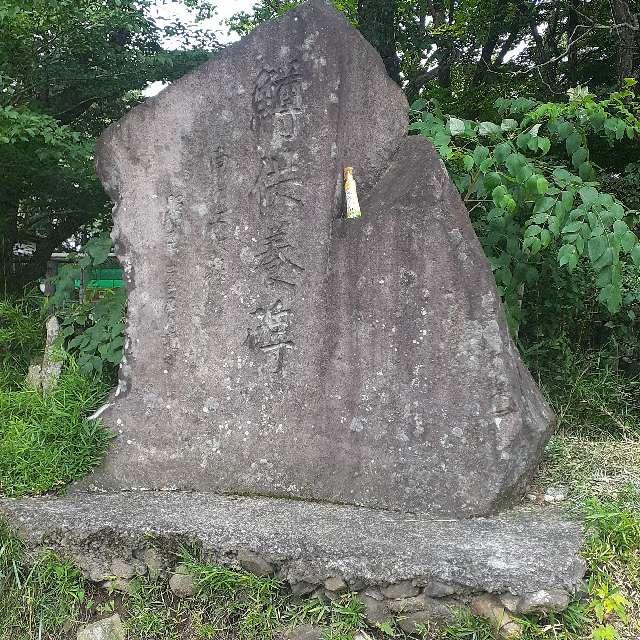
[84,0,553,517]
[25,316,62,392]
[500,589,571,614]
[110,557,137,579]
[396,603,455,634]
[471,594,522,639]
[387,594,446,614]
[381,580,419,599]
[168,564,196,598]
[421,579,459,597]
[324,575,348,592]
[237,549,274,576]
[142,547,167,580]
[360,595,390,625]
[77,614,125,640]
[281,624,327,640]
[0,492,584,600]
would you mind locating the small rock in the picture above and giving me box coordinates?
[84,559,110,582]
[544,486,567,503]
[381,580,419,599]
[471,594,522,639]
[359,594,391,625]
[362,587,384,601]
[281,623,327,640]
[110,558,136,580]
[322,588,342,602]
[291,580,316,597]
[518,589,570,613]
[392,596,455,632]
[77,614,125,640]
[499,592,520,613]
[237,550,274,576]
[142,547,167,580]
[422,580,458,597]
[395,609,452,634]
[103,577,134,595]
[386,594,440,614]
[324,575,348,593]
[169,564,196,598]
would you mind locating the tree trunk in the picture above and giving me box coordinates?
[0,195,20,296]
[611,0,639,82]
[357,0,401,84]
[472,30,500,85]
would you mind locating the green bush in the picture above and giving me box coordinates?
[0,293,43,388]
[0,360,112,496]
[410,84,640,331]
[49,234,126,382]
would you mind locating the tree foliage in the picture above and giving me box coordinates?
[410,84,640,330]
[0,0,219,293]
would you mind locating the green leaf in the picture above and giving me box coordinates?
[448,117,465,136]
[558,244,578,270]
[537,137,551,154]
[562,221,584,234]
[524,224,542,238]
[536,176,549,194]
[516,132,531,150]
[598,284,623,313]
[630,245,640,266]
[500,118,518,132]
[493,142,511,165]
[588,236,607,262]
[565,132,582,154]
[593,247,614,271]
[579,161,595,181]
[86,234,112,266]
[621,231,637,252]
[533,196,555,213]
[463,154,474,171]
[505,153,523,176]
[579,186,598,205]
[478,121,501,136]
[556,120,574,139]
[473,145,490,165]
[572,147,588,168]
[492,185,508,208]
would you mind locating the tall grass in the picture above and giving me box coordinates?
[0,361,112,496]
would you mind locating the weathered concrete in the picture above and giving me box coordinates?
[84,0,553,517]
[0,492,585,605]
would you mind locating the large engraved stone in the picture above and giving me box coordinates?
[88,0,553,516]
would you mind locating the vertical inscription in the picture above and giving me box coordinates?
[163,192,184,365]
[247,57,307,373]
[205,145,230,296]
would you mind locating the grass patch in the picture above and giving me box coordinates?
[535,433,640,502]
[0,520,86,639]
[0,294,44,389]
[0,360,112,496]
[525,341,640,437]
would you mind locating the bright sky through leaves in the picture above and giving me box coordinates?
[144,0,255,95]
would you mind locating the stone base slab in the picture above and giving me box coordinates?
[0,492,585,617]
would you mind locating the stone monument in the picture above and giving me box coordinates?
[0,0,584,629]
[86,0,551,518]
